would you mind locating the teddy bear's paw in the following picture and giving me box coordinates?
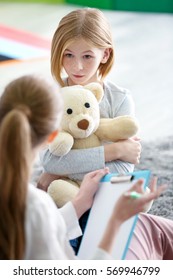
[96,116,139,142]
[48,179,79,208]
[109,116,139,139]
[141,187,153,213]
[117,116,139,137]
[49,132,74,156]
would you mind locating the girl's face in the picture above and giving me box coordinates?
[62,38,110,86]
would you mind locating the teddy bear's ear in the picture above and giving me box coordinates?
[84,83,104,103]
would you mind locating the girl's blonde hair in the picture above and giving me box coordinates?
[0,75,62,259]
[51,8,115,86]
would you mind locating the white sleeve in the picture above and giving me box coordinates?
[59,202,82,240]
[91,248,113,260]
[25,186,76,259]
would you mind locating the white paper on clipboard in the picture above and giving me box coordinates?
[78,170,151,259]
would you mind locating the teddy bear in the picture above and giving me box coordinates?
[47,82,141,208]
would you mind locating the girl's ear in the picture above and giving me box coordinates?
[47,130,59,143]
[101,48,111,64]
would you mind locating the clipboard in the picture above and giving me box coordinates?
[78,170,151,259]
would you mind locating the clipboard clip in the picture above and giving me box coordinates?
[110,174,134,183]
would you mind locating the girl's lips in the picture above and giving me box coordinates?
[73,75,84,78]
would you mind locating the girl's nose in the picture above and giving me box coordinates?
[74,60,83,71]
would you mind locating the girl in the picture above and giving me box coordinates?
[0,75,172,260]
[38,7,141,189]
[37,7,141,254]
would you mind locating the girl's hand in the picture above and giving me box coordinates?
[37,172,62,192]
[72,167,109,218]
[112,177,167,224]
[104,136,141,164]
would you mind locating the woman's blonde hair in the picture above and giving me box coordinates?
[0,75,62,259]
[51,8,115,86]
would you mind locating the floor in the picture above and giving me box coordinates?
[0,2,173,141]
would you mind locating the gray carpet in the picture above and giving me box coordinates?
[135,136,173,220]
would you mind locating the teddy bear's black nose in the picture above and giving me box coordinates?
[77,119,89,130]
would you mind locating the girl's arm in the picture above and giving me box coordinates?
[40,146,105,179]
[37,146,134,191]
[104,137,141,165]
[102,90,141,167]
[40,143,136,181]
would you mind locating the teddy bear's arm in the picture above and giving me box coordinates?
[95,116,139,142]
[49,131,74,156]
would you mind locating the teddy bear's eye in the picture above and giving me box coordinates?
[84,103,90,108]
[67,108,73,114]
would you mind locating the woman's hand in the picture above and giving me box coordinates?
[99,177,166,254]
[112,177,167,224]
[72,167,109,218]
[104,136,141,164]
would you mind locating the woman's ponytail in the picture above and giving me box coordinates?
[0,109,31,259]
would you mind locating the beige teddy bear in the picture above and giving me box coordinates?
[48,83,139,208]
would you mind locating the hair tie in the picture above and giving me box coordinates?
[15,104,32,119]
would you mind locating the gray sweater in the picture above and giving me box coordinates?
[39,80,135,181]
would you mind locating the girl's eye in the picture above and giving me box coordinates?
[84,55,92,59]
[64,53,73,58]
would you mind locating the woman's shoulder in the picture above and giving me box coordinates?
[27,184,58,214]
[28,183,51,203]
[24,184,68,260]
[26,184,66,232]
